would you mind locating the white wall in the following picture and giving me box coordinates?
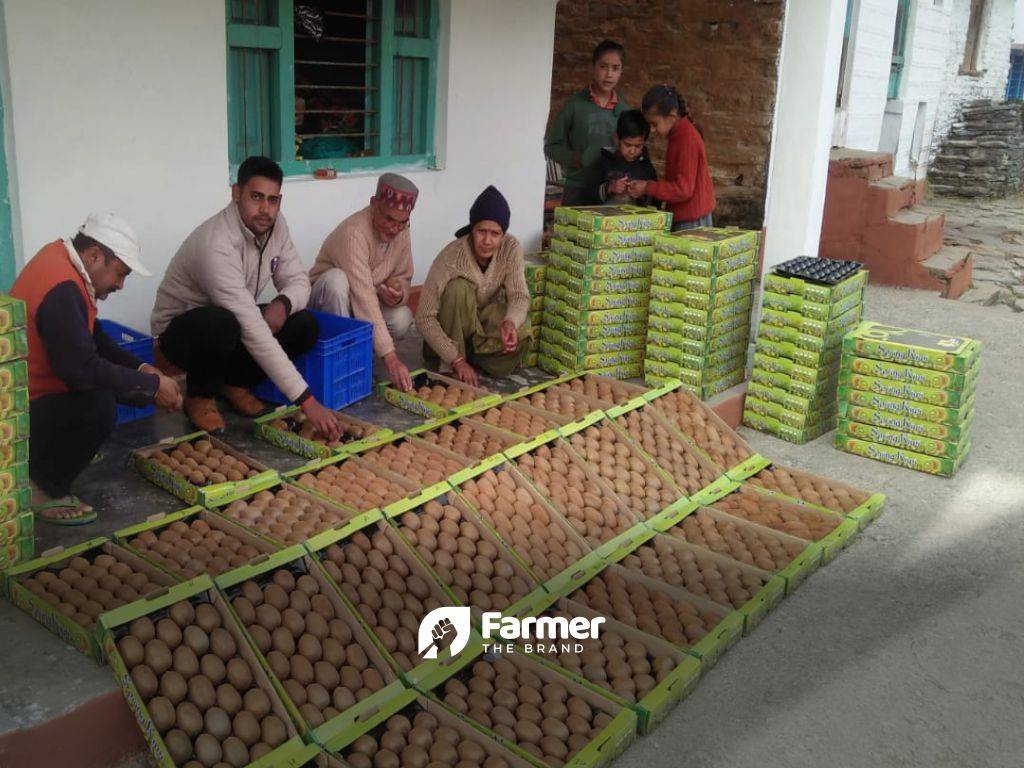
[840,0,899,151]
[1,0,555,333]
[929,0,1015,159]
[1014,0,1024,43]
[762,0,847,272]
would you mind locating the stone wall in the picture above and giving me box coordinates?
[929,100,1024,196]
[548,0,785,229]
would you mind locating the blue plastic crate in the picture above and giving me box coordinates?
[253,310,373,410]
[98,319,156,424]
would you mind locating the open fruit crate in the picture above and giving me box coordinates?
[376,369,502,420]
[560,417,684,524]
[509,596,702,735]
[282,439,434,524]
[214,543,400,744]
[413,638,638,768]
[451,459,594,585]
[386,483,546,624]
[614,530,787,636]
[305,516,468,680]
[407,415,524,474]
[113,506,278,580]
[652,504,824,596]
[99,576,303,767]
[467,398,573,440]
[562,562,744,672]
[734,461,885,531]
[217,476,389,550]
[253,405,394,461]
[644,380,769,480]
[4,537,178,663]
[509,435,646,550]
[321,680,535,768]
[130,432,279,507]
[710,485,860,566]
[605,399,735,504]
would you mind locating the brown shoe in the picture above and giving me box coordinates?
[221,385,266,417]
[185,397,226,433]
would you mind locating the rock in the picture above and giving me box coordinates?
[960,283,1007,306]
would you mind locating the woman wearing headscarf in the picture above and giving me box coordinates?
[414,186,531,385]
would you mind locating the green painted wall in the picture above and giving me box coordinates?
[0,78,15,292]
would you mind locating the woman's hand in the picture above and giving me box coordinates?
[451,357,479,387]
[608,176,629,195]
[500,319,518,354]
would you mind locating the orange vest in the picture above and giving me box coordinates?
[9,240,97,400]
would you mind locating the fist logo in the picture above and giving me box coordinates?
[418,607,471,660]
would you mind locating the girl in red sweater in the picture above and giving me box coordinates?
[627,85,716,231]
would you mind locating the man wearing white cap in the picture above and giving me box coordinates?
[9,214,183,524]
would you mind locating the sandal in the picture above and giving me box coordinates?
[34,496,98,526]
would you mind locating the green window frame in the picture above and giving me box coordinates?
[225,0,439,177]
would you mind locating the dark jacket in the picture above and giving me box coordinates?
[581,146,658,206]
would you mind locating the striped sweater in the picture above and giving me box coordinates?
[414,234,529,364]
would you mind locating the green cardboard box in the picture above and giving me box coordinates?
[0,485,30,523]
[543,296,649,325]
[653,247,757,277]
[541,311,646,340]
[676,293,754,326]
[747,380,836,414]
[0,461,28,496]
[761,287,863,322]
[752,352,840,385]
[0,511,32,547]
[0,412,29,445]
[650,280,752,310]
[646,324,748,358]
[556,203,671,232]
[838,401,974,441]
[751,365,839,401]
[546,281,649,310]
[0,327,28,363]
[743,393,837,430]
[539,339,644,371]
[549,250,652,279]
[0,359,28,392]
[0,438,28,469]
[756,336,843,369]
[546,267,651,296]
[679,263,757,294]
[253,404,393,460]
[0,535,33,572]
[653,227,760,259]
[838,369,973,407]
[0,295,27,333]
[541,325,647,355]
[838,386,975,425]
[742,409,834,444]
[756,309,859,353]
[842,321,980,372]
[762,268,867,304]
[760,305,862,338]
[835,435,969,477]
[837,418,970,459]
[844,355,979,391]
[0,387,28,419]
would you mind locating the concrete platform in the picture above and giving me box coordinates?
[4,285,1023,768]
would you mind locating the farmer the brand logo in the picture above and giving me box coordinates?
[418,607,604,659]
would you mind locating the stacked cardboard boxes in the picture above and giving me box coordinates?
[835,321,979,476]
[540,205,671,379]
[0,295,32,570]
[522,252,548,368]
[743,259,866,443]
[644,227,759,398]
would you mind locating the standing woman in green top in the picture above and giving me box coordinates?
[545,40,630,206]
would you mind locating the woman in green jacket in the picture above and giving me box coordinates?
[545,40,630,206]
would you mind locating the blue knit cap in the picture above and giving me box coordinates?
[456,185,510,238]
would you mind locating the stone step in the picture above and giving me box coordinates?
[829,148,893,180]
[922,248,973,299]
[866,175,920,221]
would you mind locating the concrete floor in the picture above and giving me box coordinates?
[2,285,1022,768]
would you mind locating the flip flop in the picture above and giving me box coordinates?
[34,496,98,526]
[90,451,105,465]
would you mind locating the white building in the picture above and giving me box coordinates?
[0,0,556,332]
[834,0,1016,178]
